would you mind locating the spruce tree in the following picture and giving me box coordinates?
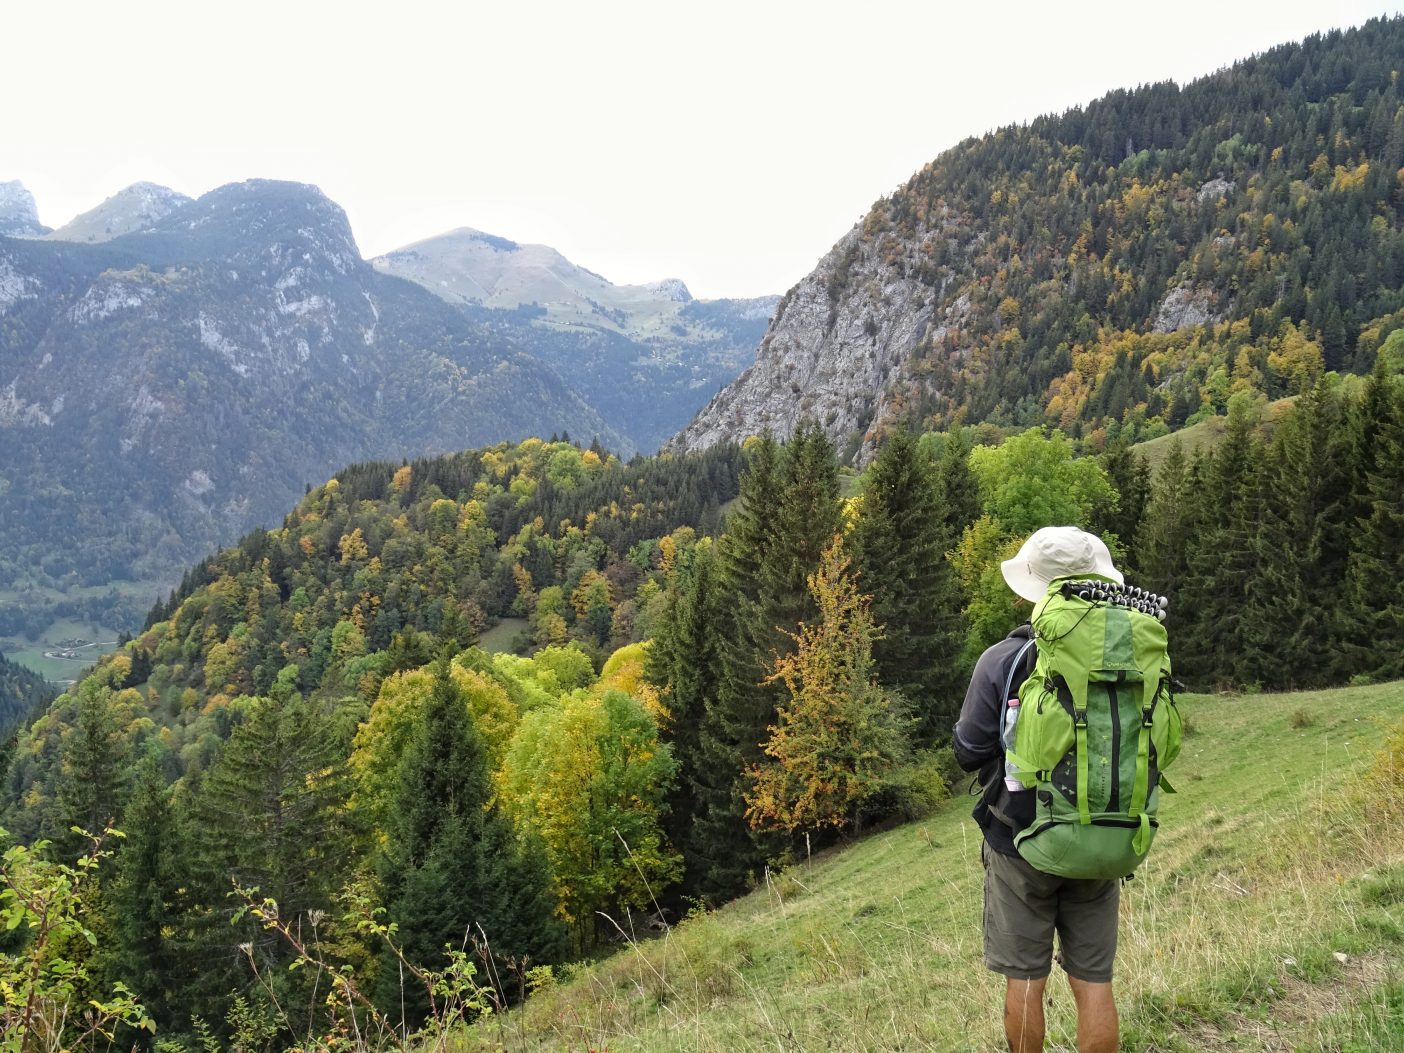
[929,431,982,537]
[645,541,725,899]
[101,759,185,1034]
[1175,403,1262,687]
[1255,379,1353,686]
[1134,440,1195,599]
[55,682,131,858]
[376,661,561,1024]
[850,429,965,744]
[1094,440,1152,575]
[181,693,356,1025]
[1342,367,1404,680]
[692,424,843,901]
[691,436,784,900]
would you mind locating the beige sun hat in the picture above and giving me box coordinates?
[1000,526,1123,603]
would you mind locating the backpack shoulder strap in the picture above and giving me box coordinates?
[1002,637,1038,704]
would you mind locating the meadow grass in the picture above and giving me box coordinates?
[476,618,532,655]
[464,681,1404,1052]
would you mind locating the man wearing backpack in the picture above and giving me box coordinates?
[953,526,1136,1053]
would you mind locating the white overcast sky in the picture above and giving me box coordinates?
[5,1,1401,298]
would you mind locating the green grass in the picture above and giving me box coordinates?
[464,681,1404,1052]
[0,616,125,683]
[475,618,531,655]
[1132,397,1296,476]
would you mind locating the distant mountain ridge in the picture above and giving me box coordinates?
[673,18,1404,461]
[0,179,628,637]
[374,228,777,452]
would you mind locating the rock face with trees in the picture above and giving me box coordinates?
[673,18,1404,462]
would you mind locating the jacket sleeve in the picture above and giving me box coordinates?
[952,644,1009,772]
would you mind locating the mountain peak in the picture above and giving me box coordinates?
[47,182,193,244]
[642,278,692,303]
[113,179,362,275]
[0,180,50,238]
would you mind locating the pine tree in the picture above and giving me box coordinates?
[850,429,965,744]
[377,661,561,1024]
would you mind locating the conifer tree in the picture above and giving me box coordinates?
[692,424,842,900]
[1134,440,1195,599]
[929,430,982,538]
[1253,378,1353,686]
[101,759,185,1034]
[1094,440,1151,574]
[1342,367,1404,680]
[691,436,783,899]
[178,691,356,1028]
[850,429,965,744]
[644,541,724,895]
[1176,400,1262,686]
[376,661,561,1024]
[55,683,131,858]
[746,537,910,836]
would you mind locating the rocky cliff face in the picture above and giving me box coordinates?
[672,226,936,461]
[670,21,1404,462]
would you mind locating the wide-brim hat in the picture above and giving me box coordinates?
[1000,526,1123,603]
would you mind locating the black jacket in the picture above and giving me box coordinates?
[953,624,1036,857]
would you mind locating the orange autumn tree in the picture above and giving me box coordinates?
[745,536,911,835]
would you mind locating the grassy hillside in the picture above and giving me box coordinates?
[471,681,1404,1052]
[1131,396,1297,475]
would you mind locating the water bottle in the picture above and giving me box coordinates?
[1003,696,1022,791]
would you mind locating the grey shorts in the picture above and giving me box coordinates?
[981,840,1119,983]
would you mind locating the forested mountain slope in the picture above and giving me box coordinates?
[674,17,1404,461]
[0,650,51,740]
[0,180,625,637]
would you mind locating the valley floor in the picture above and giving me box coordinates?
[466,681,1404,1052]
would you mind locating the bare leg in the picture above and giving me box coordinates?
[1066,976,1117,1053]
[1004,977,1047,1053]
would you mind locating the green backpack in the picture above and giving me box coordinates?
[1004,575,1182,880]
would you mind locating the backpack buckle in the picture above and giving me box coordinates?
[1073,708,1088,728]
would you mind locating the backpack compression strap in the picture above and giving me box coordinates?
[1128,690,1155,854]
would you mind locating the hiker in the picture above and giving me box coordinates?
[953,526,1129,1053]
